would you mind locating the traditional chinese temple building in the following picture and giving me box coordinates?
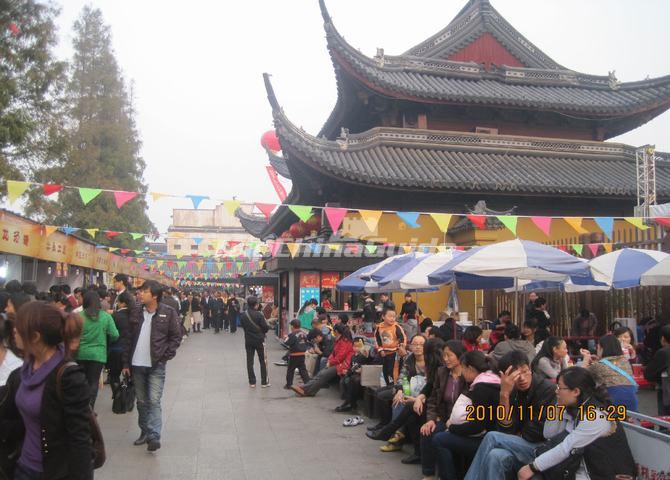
[239,0,670,323]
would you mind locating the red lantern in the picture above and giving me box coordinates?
[305,214,321,231]
[260,130,281,152]
[288,222,302,238]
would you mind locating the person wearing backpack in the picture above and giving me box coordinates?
[0,301,93,480]
[240,296,270,388]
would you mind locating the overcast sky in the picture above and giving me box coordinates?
[52,0,670,233]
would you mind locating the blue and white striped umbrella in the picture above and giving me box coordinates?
[359,252,430,282]
[337,264,382,293]
[640,256,670,286]
[376,250,462,290]
[428,239,589,286]
[589,248,669,289]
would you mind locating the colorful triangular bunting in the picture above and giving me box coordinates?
[430,213,452,233]
[397,212,420,228]
[531,216,552,236]
[287,243,301,258]
[358,209,383,232]
[223,199,241,216]
[255,203,277,221]
[595,217,614,240]
[625,217,650,230]
[78,187,102,205]
[498,215,517,235]
[43,183,63,196]
[186,195,209,209]
[113,190,138,209]
[288,205,313,222]
[466,214,487,230]
[565,217,588,234]
[324,207,347,232]
[7,180,30,204]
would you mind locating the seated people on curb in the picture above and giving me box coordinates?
[375,307,407,385]
[366,337,436,442]
[335,337,374,412]
[434,350,500,480]
[490,324,536,364]
[613,326,637,362]
[462,326,487,352]
[581,334,638,412]
[517,367,636,479]
[531,336,570,381]
[291,323,353,397]
[419,340,467,480]
[372,334,426,462]
[464,350,556,480]
[521,318,539,348]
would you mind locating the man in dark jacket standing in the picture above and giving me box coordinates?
[226,292,241,334]
[240,296,270,388]
[200,291,212,330]
[464,350,555,480]
[122,281,182,452]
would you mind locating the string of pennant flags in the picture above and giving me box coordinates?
[11,219,630,264]
[4,179,670,237]
[5,180,670,262]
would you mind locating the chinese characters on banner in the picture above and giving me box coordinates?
[299,271,320,307]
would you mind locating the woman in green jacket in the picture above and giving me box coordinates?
[76,290,119,408]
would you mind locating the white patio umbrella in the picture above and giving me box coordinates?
[588,248,669,288]
[428,239,590,320]
[376,250,462,290]
[640,256,670,286]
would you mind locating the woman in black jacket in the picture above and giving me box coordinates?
[0,301,92,480]
[434,350,500,479]
[109,291,133,397]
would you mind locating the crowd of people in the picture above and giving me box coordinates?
[2,277,670,479]
[278,292,670,480]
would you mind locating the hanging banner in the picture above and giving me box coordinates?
[321,272,339,289]
[265,166,287,202]
[299,271,320,307]
[94,249,110,271]
[261,286,275,304]
[0,222,40,258]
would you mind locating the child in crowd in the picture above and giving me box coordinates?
[284,320,310,389]
[374,307,407,385]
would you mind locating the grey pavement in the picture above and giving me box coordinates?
[94,330,419,480]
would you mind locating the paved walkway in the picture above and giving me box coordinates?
[95,330,418,480]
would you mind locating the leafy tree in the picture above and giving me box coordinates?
[0,0,66,198]
[34,6,154,248]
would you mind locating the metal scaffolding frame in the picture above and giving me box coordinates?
[636,144,657,218]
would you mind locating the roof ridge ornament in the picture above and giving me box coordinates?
[337,127,350,150]
[375,48,385,67]
[608,70,620,90]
